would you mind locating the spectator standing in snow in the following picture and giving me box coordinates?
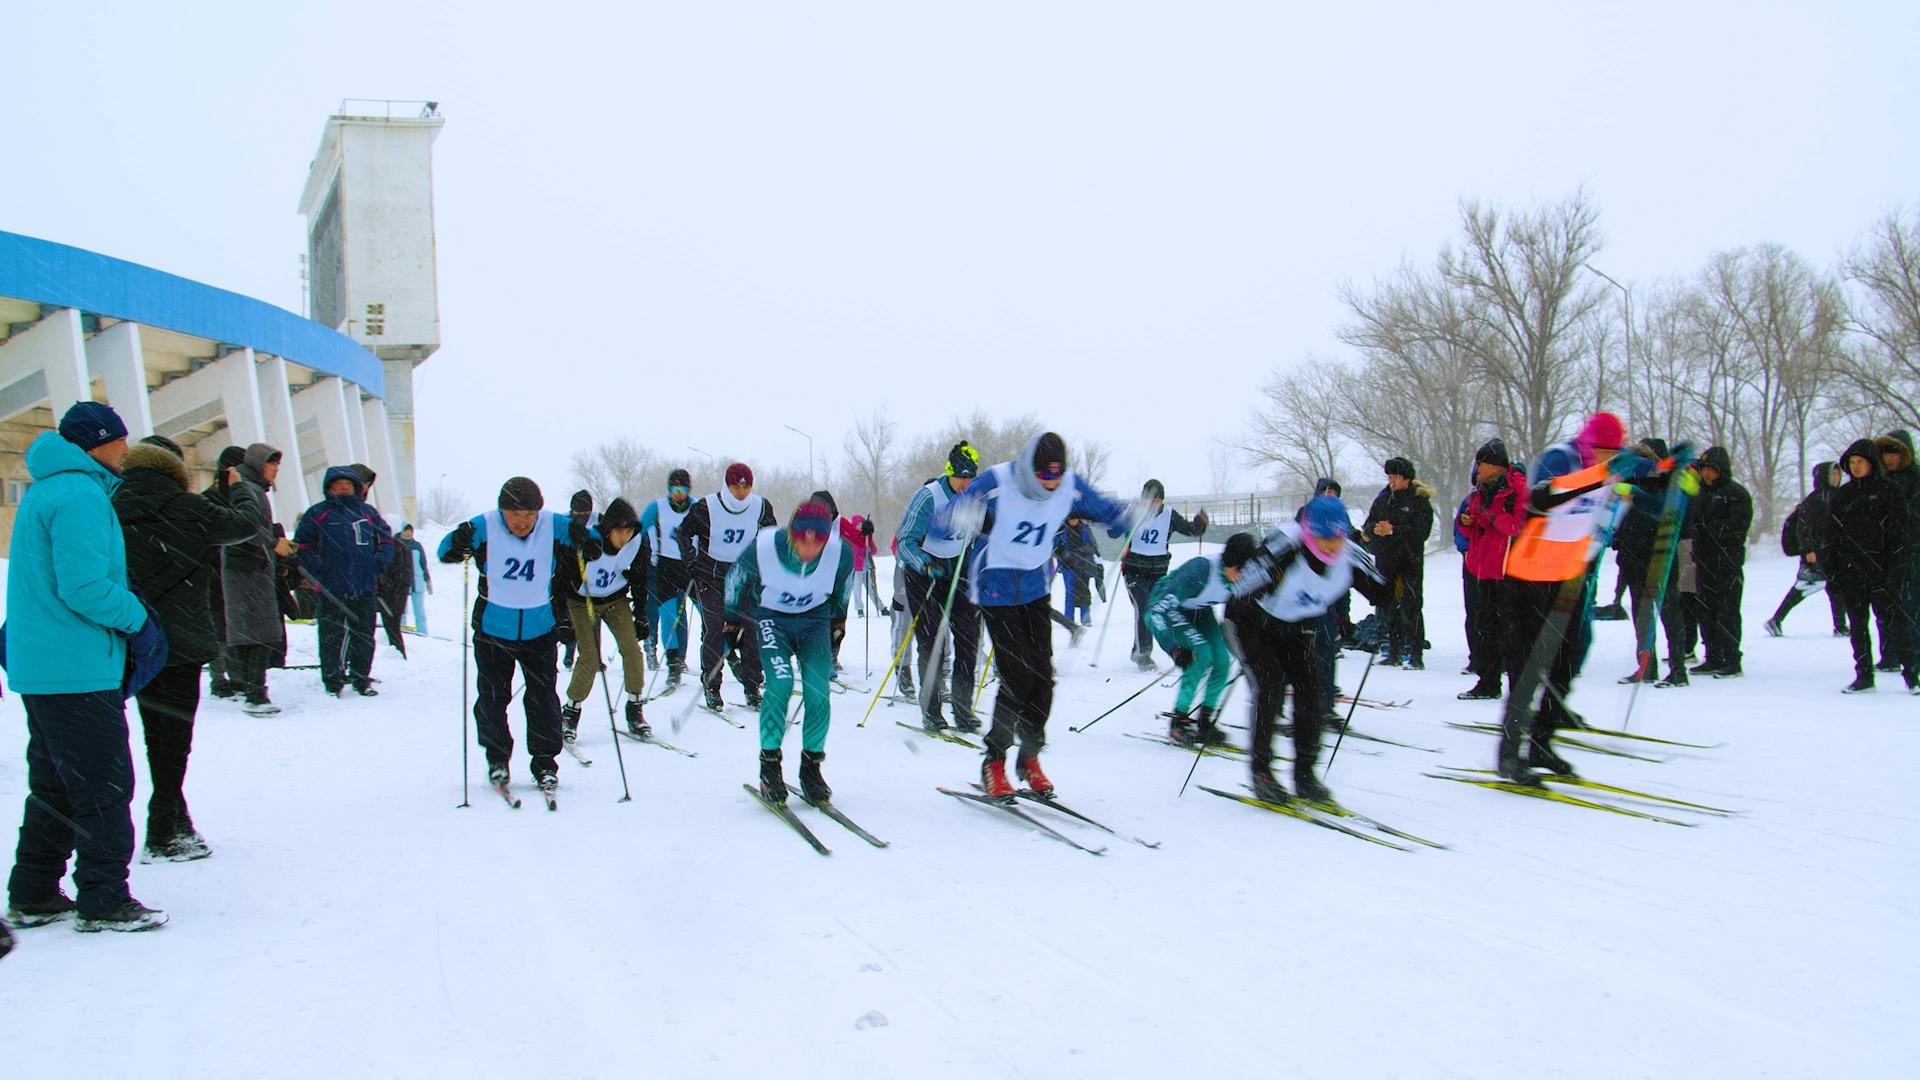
[1825,440,1914,693]
[294,466,396,696]
[112,435,259,863]
[5,402,169,933]
[1363,457,1435,669]
[1687,446,1752,678]
[1873,432,1920,672]
[400,523,433,635]
[1765,462,1846,638]
[1056,513,1101,626]
[1457,440,1526,700]
[223,443,296,716]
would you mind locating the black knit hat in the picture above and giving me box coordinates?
[947,441,980,479]
[1473,440,1508,468]
[1222,532,1259,569]
[1033,432,1068,479]
[667,468,691,489]
[139,434,184,459]
[499,477,544,511]
[1383,456,1416,481]
[599,497,640,532]
[1142,479,1165,500]
[1314,477,1342,498]
[570,489,594,516]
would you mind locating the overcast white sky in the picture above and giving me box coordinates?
[4,1,1915,512]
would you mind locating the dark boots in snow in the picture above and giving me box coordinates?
[759,748,787,803]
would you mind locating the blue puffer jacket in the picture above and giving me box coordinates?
[5,432,149,694]
[294,465,396,597]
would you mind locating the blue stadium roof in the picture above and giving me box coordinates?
[0,229,384,397]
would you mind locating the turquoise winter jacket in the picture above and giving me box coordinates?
[5,432,148,694]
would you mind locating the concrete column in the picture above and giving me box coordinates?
[39,307,91,420]
[294,376,356,489]
[382,358,418,526]
[361,396,398,515]
[342,381,370,466]
[255,354,310,526]
[85,320,154,438]
[0,308,90,424]
[217,348,266,446]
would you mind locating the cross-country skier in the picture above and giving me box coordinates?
[896,443,984,732]
[438,477,580,802]
[1115,480,1208,671]
[726,500,854,803]
[1148,533,1257,747]
[638,469,696,691]
[927,432,1134,798]
[678,464,779,713]
[1227,497,1393,805]
[1457,441,1526,700]
[558,497,652,740]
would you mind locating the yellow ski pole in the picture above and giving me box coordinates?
[860,610,920,727]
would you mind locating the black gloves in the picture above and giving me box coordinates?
[1192,509,1210,533]
[859,519,875,536]
[569,519,603,562]
[1171,647,1195,669]
[444,521,476,562]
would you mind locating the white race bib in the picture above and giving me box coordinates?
[651,497,690,562]
[980,463,1079,573]
[1131,508,1174,556]
[484,510,555,610]
[705,492,764,563]
[753,529,842,614]
[580,533,643,598]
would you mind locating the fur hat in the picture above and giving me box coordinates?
[1383,456,1416,481]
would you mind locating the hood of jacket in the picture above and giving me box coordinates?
[113,444,194,525]
[239,442,281,488]
[25,430,120,494]
[1874,434,1912,472]
[1813,460,1837,492]
[1010,432,1051,501]
[323,464,368,501]
[1841,438,1882,479]
[1701,445,1734,477]
[122,442,190,491]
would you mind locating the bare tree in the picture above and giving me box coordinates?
[1441,189,1609,459]
[1238,354,1355,498]
[840,406,899,528]
[1206,439,1237,496]
[1075,439,1112,489]
[1835,208,1920,429]
[570,438,662,508]
[417,480,471,526]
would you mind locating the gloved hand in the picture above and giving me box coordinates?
[123,612,170,698]
[927,556,952,580]
[858,519,875,536]
[570,519,603,562]
[445,521,476,561]
[1171,646,1195,669]
[632,609,650,641]
[945,497,987,537]
[1676,469,1702,496]
[1192,509,1210,533]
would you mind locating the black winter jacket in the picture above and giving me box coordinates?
[1784,462,1838,558]
[113,444,263,665]
[1361,480,1435,578]
[1824,439,1909,595]
[1691,447,1753,569]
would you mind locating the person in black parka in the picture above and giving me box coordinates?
[1765,461,1846,637]
[1824,439,1915,693]
[1362,457,1435,668]
[1688,446,1754,677]
[112,436,263,860]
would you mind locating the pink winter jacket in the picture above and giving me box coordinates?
[840,516,877,571]
[1461,468,1528,580]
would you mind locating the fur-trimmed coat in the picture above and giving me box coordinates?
[113,443,262,666]
[1363,479,1437,578]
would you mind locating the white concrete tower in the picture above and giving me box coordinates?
[297,101,443,524]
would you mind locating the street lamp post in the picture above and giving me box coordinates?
[1584,264,1634,426]
[785,425,814,487]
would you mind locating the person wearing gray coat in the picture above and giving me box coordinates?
[222,443,295,716]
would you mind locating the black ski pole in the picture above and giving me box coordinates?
[1069,664,1172,733]
[1325,644,1378,771]
[1179,666,1241,797]
[459,560,470,808]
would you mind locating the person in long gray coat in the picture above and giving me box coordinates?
[222,443,295,716]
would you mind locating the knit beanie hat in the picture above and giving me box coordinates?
[1577,411,1626,461]
[1142,479,1166,500]
[570,489,594,516]
[1303,496,1352,539]
[1032,432,1067,480]
[790,500,834,539]
[499,477,544,511]
[668,468,691,489]
[1222,532,1259,569]
[59,401,128,451]
[726,463,754,487]
[1473,439,1509,468]
[946,441,980,479]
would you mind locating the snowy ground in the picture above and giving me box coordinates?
[2,546,1914,1078]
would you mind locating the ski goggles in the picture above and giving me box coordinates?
[1034,460,1066,481]
[668,485,690,496]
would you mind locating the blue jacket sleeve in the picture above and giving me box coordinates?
[895,486,935,574]
[1070,481,1133,530]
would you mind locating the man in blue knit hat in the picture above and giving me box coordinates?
[6,402,170,934]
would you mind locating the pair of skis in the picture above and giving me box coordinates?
[1428,769,1733,826]
[939,786,1144,855]
[492,778,558,811]
[743,783,890,855]
[1200,785,1445,851]
[895,721,983,749]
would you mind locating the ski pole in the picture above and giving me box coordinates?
[459,560,470,808]
[860,609,920,727]
[973,645,996,711]
[597,661,633,802]
[1069,664,1172,733]
[1091,510,1150,668]
[1325,644,1378,771]
[916,558,968,719]
[1179,665,1241,797]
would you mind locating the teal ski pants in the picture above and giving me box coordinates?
[756,614,833,752]
[1148,604,1232,713]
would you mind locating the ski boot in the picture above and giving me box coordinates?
[1249,771,1291,805]
[799,750,831,804]
[1321,709,1348,734]
[920,709,949,734]
[980,756,1015,801]
[1292,765,1334,807]
[561,702,582,743]
[1135,655,1157,673]
[74,899,168,933]
[536,772,559,808]
[1763,618,1783,638]
[744,684,763,710]
[242,695,280,717]
[759,748,788,803]
[1458,676,1502,700]
[1655,664,1690,688]
[626,698,651,739]
[1195,706,1231,747]
[1406,652,1425,671]
[1015,755,1055,798]
[1526,735,1578,778]
[488,762,511,790]
[1495,731,1537,786]
[704,684,725,712]
[1166,710,1197,746]
[1069,624,1087,648]
[1843,673,1875,694]
[647,646,660,671]
[951,707,982,735]
[5,890,77,928]
[664,658,685,694]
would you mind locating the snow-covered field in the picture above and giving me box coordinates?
[2,547,1913,1078]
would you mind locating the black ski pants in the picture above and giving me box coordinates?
[1383,566,1425,660]
[1503,577,1582,730]
[1228,602,1323,784]
[1771,566,1846,632]
[695,564,761,694]
[1123,567,1161,663]
[473,629,565,778]
[8,690,135,918]
[905,568,980,726]
[134,662,202,845]
[1845,588,1912,681]
[226,642,274,704]
[317,592,378,692]
[980,598,1054,761]
[1695,561,1745,671]
[1465,573,1506,681]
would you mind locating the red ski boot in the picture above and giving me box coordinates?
[1015,755,1055,799]
[980,757,1015,801]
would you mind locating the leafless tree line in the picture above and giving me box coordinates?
[1243,192,1920,545]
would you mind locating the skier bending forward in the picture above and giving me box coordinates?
[726,500,854,804]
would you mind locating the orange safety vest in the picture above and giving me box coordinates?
[1505,461,1619,582]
